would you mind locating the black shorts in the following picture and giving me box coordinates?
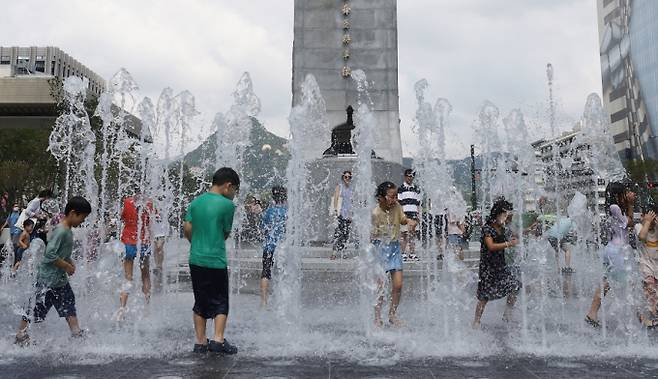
[548,236,571,252]
[261,247,275,280]
[23,282,77,323]
[190,264,229,319]
[14,248,25,265]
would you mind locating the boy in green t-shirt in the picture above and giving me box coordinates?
[14,196,92,346]
[184,167,239,355]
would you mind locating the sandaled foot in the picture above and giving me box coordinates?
[374,318,384,328]
[389,317,405,328]
[113,307,127,321]
[638,312,658,329]
[585,315,600,328]
[14,333,30,346]
[329,254,337,260]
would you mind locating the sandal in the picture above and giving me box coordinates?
[637,312,658,329]
[14,333,30,346]
[585,315,600,328]
[329,254,337,260]
[389,317,405,328]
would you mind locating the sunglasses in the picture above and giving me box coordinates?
[343,175,352,179]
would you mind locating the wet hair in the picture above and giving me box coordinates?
[605,181,634,211]
[487,197,513,224]
[404,169,415,177]
[272,186,287,204]
[64,196,92,215]
[23,219,34,228]
[376,181,397,199]
[38,189,53,199]
[212,167,240,188]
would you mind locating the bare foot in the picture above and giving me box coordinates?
[374,317,384,328]
[389,316,405,328]
[472,321,481,330]
[113,307,127,322]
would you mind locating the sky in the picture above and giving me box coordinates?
[1,0,602,159]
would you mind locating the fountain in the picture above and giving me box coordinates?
[2,63,658,375]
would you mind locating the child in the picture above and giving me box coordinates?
[116,194,154,321]
[12,219,35,275]
[585,181,636,328]
[259,186,288,307]
[14,196,92,345]
[546,216,576,273]
[371,181,417,327]
[635,207,658,328]
[184,167,240,355]
[472,198,521,329]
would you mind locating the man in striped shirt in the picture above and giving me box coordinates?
[398,169,421,261]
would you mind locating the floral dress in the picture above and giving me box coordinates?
[477,224,522,301]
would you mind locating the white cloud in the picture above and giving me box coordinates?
[1,0,601,159]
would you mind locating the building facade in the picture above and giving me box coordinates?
[292,0,402,163]
[0,46,107,129]
[532,130,607,214]
[597,0,658,162]
[0,46,105,95]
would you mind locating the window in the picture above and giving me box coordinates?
[35,60,45,73]
[0,56,9,64]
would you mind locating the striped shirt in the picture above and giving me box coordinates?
[398,182,421,217]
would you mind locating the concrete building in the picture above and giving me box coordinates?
[597,0,658,162]
[532,129,607,213]
[0,46,105,95]
[0,46,106,129]
[0,46,146,140]
[292,0,402,163]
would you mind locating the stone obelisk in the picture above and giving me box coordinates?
[292,0,402,164]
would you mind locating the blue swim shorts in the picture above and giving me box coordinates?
[124,244,151,261]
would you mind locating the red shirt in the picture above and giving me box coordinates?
[120,197,153,245]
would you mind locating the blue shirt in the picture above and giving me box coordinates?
[6,212,19,236]
[261,205,287,251]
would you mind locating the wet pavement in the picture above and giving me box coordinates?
[0,355,655,379]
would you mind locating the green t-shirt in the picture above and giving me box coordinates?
[185,192,236,269]
[37,225,73,288]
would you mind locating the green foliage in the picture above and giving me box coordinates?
[0,128,60,203]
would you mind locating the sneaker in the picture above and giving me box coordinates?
[402,254,408,261]
[208,338,238,355]
[409,254,419,261]
[193,338,209,353]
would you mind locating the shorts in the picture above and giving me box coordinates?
[124,244,151,261]
[602,244,629,283]
[373,240,403,273]
[23,282,77,323]
[400,212,419,233]
[14,247,25,265]
[548,236,572,252]
[261,246,275,280]
[447,234,464,248]
[190,264,229,319]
